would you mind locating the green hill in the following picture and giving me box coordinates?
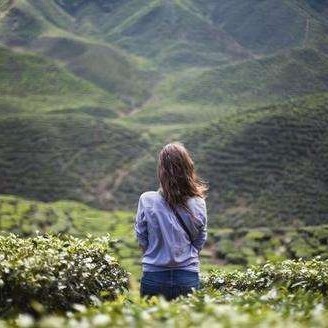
[111,93,328,227]
[156,48,328,108]
[29,36,155,107]
[51,0,251,69]
[194,0,328,53]
[0,45,123,116]
[0,114,149,207]
[0,0,327,227]
[105,0,251,69]
[0,1,155,107]
[184,93,328,227]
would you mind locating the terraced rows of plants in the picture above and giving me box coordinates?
[1,195,328,278]
[208,225,328,266]
[0,115,149,209]
[183,93,328,226]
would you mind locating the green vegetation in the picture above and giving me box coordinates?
[168,48,328,106]
[0,46,103,97]
[206,258,328,292]
[1,195,328,281]
[193,0,327,53]
[208,224,328,272]
[0,45,123,116]
[0,115,149,208]
[0,234,129,315]
[0,258,327,327]
[0,0,327,225]
[183,93,328,226]
[1,1,328,327]
[31,37,155,106]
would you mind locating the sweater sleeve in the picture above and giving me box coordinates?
[134,195,148,249]
[192,198,207,252]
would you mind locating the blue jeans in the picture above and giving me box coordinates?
[140,270,200,301]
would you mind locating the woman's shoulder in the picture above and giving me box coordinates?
[139,190,162,206]
[140,190,160,200]
[188,195,206,205]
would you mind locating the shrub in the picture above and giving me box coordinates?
[205,258,328,294]
[0,233,129,315]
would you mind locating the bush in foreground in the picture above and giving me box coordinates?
[5,286,328,328]
[0,234,129,315]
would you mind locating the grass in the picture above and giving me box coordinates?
[193,0,327,53]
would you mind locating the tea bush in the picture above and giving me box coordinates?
[210,225,328,265]
[4,285,328,327]
[1,258,328,327]
[0,234,129,315]
[205,258,328,293]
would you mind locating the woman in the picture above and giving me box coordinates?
[134,142,208,301]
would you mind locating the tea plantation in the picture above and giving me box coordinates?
[1,0,328,326]
[0,197,327,327]
[0,233,327,327]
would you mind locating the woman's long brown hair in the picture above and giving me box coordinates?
[157,142,208,214]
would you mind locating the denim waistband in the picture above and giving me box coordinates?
[142,269,199,287]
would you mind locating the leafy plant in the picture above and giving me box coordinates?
[0,234,129,315]
[205,258,328,294]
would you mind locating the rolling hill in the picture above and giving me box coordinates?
[0,0,327,227]
[113,93,328,227]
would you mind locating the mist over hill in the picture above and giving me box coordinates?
[0,0,328,227]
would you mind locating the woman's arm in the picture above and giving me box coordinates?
[134,195,148,252]
[192,198,207,252]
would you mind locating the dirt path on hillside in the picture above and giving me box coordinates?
[93,151,150,207]
[117,94,160,119]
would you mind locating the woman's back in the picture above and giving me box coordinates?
[135,190,207,272]
[134,142,208,300]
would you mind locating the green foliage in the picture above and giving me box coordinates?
[183,93,328,227]
[0,6,42,45]
[32,37,155,106]
[0,115,149,209]
[0,47,103,97]
[205,258,328,294]
[0,0,327,227]
[212,226,328,265]
[1,260,328,327]
[167,48,328,106]
[193,0,321,54]
[0,234,129,315]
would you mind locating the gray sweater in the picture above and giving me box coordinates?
[134,190,207,272]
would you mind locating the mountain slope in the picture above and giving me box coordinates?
[46,0,252,69]
[0,45,124,117]
[29,36,155,106]
[171,48,328,106]
[113,93,328,227]
[185,93,328,227]
[0,0,327,227]
[193,0,328,54]
[0,1,154,107]
[0,114,150,208]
